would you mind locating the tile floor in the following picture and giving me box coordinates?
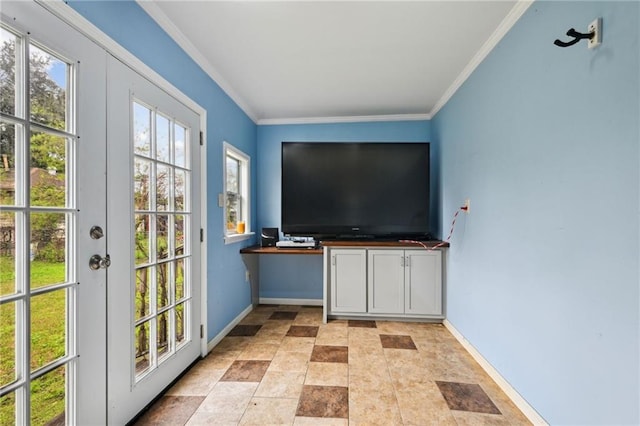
[134,305,531,425]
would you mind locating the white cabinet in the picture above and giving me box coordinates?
[368,249,442,316]
[368,250,405,314]
[329,249,367,313]
[324,245,444,321]
[404,250,442,315]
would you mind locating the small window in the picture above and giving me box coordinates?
[223,142,251,243]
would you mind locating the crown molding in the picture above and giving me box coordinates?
[258,113,431,126]
[136,1,259,123]
[429,0,534,118]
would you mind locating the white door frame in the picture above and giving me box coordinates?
[39,0,209,357]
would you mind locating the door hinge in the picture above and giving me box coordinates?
[199,131,204,146]
[200,228,204,242]
[200,324,204,339]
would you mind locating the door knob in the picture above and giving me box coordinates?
[89,254,111,270]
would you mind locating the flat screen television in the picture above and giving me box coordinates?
[281,142,430,240]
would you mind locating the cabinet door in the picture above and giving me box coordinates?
[330,249,367,313]
[405,250,442,315]
[368,250,405,314]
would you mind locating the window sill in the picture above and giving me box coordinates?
[224,232,255,245]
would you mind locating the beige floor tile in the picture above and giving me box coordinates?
[254,370,305,399]
[211,336,252,354]
[239,397,298,425]
[293,416,348,425]
[237,342,280,360]
[278,336,316,353]
[451,411,513,426]
[200,351,242,370]
[268,350,310,372]
[165,366,225,396]
[305,362,348,387]
[194,382,258,423]
[393,380,457,425]
[349,382,403,425]
[315,325,349,346]
[293,310,324,325]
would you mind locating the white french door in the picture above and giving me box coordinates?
[1,2,107,425]
[106,56,202,425]
[1,3,203,425]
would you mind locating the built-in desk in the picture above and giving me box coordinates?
[239,245,323,307]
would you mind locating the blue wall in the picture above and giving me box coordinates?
[256,121,432,300]
[432,1,639,424]
[68,1,258,340]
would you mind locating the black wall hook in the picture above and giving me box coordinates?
[554,28,594,47]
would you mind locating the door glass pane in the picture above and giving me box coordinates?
[29,132,67,208]
[157,310,170,360]
[174,168,186,211]
[30,290,66,371]
[0,28,17,116]
[29,44,67,131]
[135,267,151,322]
[0,392,16,426]
[175,258,184,301]
[135,320,151,375]
[30,212,66,287]
[174,124,186,168]
[30,365,65,426]
[134,214,151,266]
[0,301,17,387]
[175,302,186,347]
[156,261,169,311]
[156,214,169,261]
[156,114,170,163]
[0,211,16,296]
[156,164,170,211]
[134,158,151,211]
[174,215,184,255]
[133,103,151,157]
[1,122,17,205]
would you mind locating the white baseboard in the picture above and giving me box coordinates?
[443,319,548,426]
[259,298,323,306]
[206,304,253,353]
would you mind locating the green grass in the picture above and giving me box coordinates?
[0,257,66,426]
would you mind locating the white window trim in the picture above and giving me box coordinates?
[223,141,253,244]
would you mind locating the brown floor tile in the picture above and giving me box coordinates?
[310,345,348,363]
[134,395,204,425]
[227,324,262,336]
[436,381,502,415]
[296,385,348,418]
[348,320,377,328]
[287,325,319,337]
[380,334,417,349]
[270,311,298,320]
[220,360,270,382]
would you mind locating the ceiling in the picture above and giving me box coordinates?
[138,1,528,124]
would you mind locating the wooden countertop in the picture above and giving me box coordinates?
[240,240,448,255]
[240,245,323,255]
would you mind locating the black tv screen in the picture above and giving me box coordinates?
[281,142,430,239]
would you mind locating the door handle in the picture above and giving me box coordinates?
[89,254,111,270]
